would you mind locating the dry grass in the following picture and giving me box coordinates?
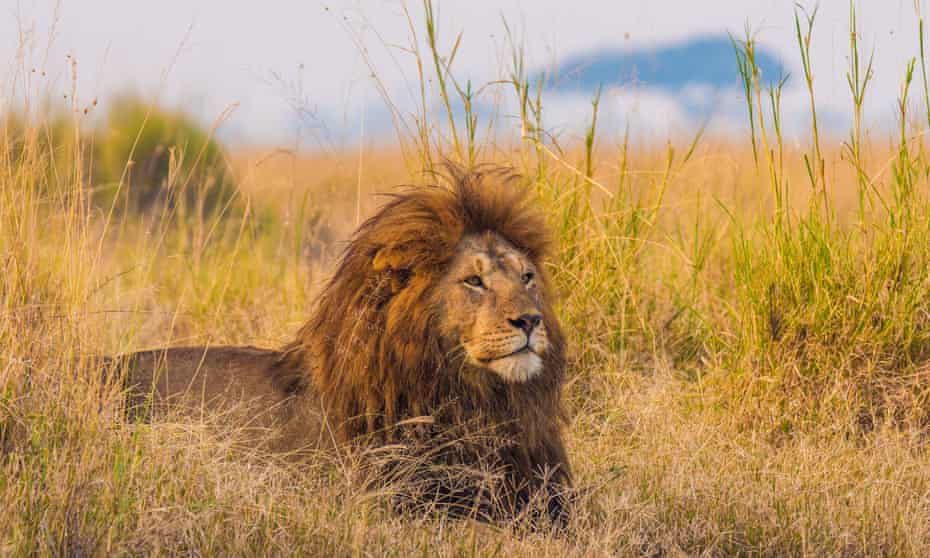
[5,135,930,555]
[6,3,930,556]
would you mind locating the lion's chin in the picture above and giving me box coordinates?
[486,351,543,383]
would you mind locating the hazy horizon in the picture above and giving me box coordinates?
[1,1,924,148]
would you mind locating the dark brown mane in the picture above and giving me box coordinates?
[280,164,570,521]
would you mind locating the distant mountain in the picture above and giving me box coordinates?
[544,35,786,94]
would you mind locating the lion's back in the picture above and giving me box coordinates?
[116,345,326,450]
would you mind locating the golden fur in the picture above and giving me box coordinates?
[123,165,572,523]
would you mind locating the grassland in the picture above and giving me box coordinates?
[6,4,930,556]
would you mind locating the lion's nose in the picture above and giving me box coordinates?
[508,313,542,335]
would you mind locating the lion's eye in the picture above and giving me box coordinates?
[522,272,534,284]
[464,275,484,288]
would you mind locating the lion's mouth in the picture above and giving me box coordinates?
[482,345,536,362]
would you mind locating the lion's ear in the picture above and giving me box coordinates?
[372,243,417,292]
[372,242,418,274]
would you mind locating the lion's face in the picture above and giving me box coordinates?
[435,232,549,383]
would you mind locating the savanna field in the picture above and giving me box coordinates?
[7,5,930,556]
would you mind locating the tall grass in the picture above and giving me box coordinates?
[6,1,930,554]
[719,5,930,435]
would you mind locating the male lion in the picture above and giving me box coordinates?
[120,166,572,524]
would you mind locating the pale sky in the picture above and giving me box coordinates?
[1,1,925,148]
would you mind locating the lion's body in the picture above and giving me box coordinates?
[126,346,284,410]
[121,166,572,524]
[121,346,327,451]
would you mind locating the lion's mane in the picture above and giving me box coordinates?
[280,165,571,520]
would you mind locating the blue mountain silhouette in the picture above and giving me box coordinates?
[544,35,786,94]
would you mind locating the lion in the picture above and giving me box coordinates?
[118,165,572,524]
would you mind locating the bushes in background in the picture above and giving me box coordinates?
[95,96,237,216]
[2,95,238,218]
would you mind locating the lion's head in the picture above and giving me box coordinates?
[283,165,570,522]
[435,231,551,383]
